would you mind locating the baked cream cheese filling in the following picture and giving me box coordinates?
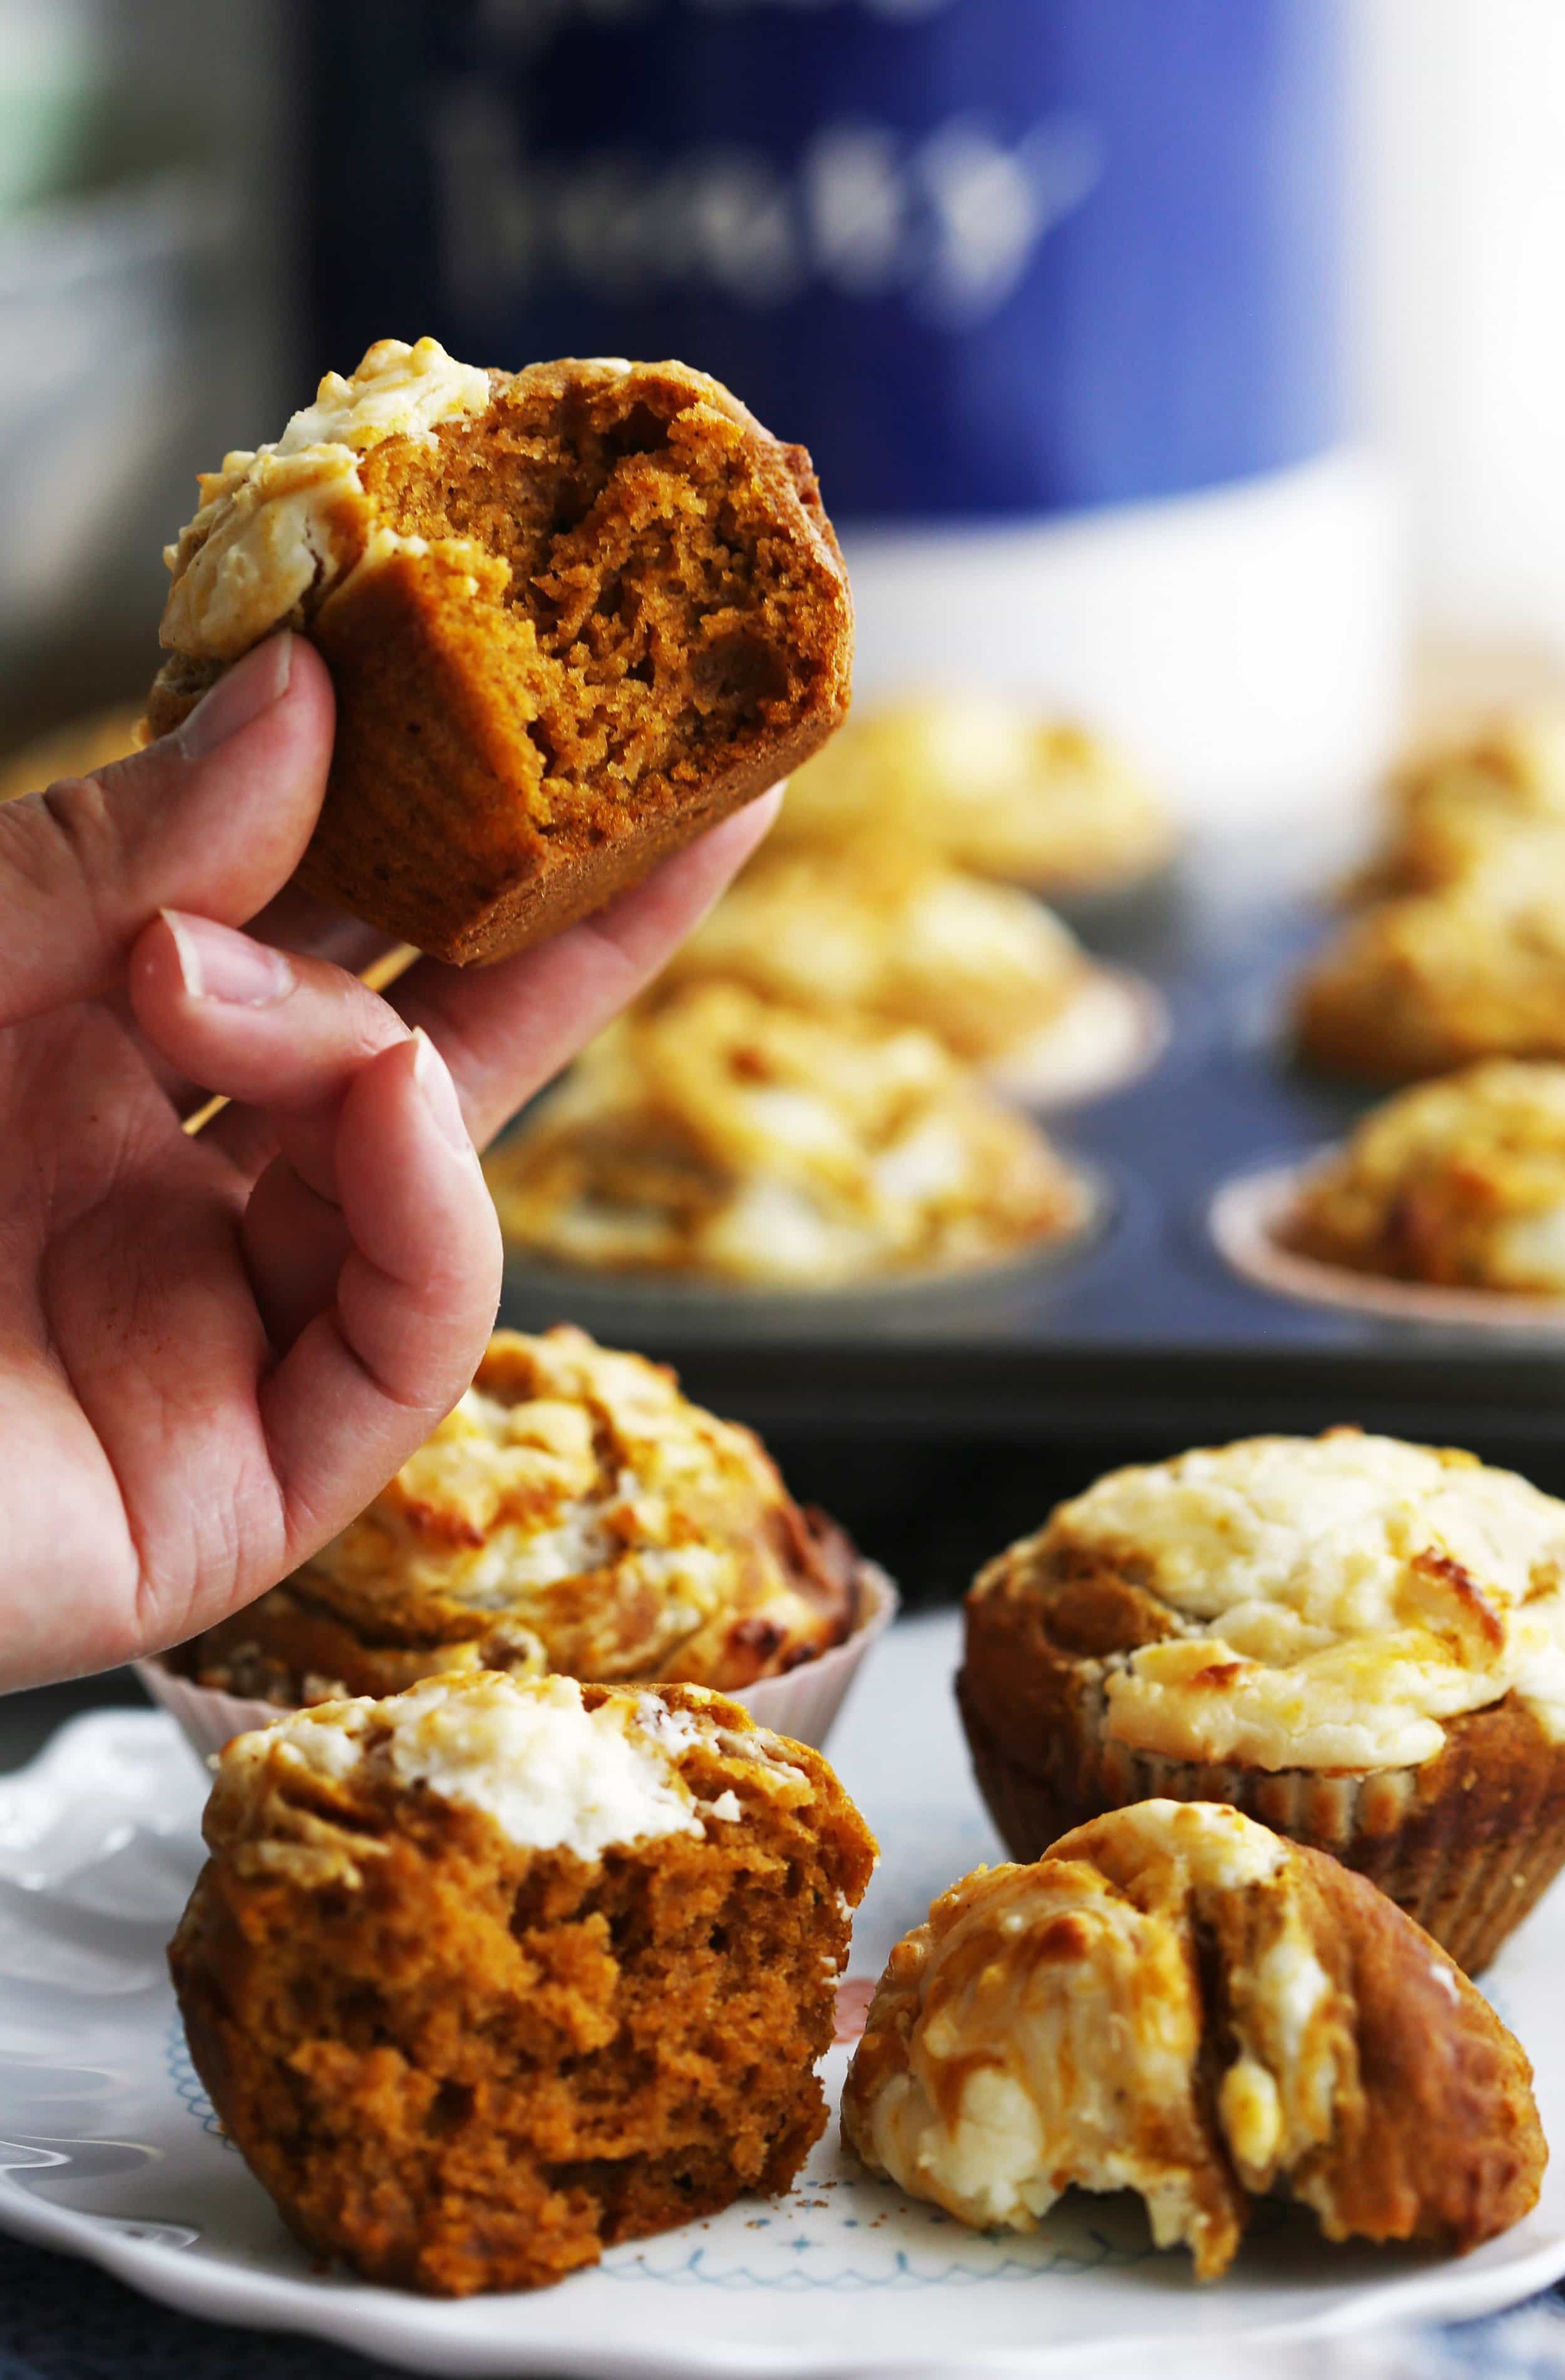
[1052,1433,1565,1770]
[160,336,493,662]
[256,1673,743,1857]
[845,1804,1349,2275]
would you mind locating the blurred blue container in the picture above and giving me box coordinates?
[305,0,1397,819]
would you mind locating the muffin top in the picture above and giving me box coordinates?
[275,1326,854,1689]
[1296,881,1565,1080]
[1362,706,1565,897]
[485,981,1087,1285]
[771,694,1172,889]
[841,1798,1541,2277]
[207,1671,836,1877]
[1286,1060,1565,1292]
[972,1429,1565,1770]
[655,837,1086,1064]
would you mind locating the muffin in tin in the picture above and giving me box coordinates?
[1295,882,1565,1082]
[1356,705,1565,899]
[1284,1060,1565,1295]
[166,1326,859,1708]
[652,836,1094,1071]
[485,981,1090,1287]
[170,1671,876,2294]
[958,1428,1565,1972]
[770,693,1174,892]
[843,1799,1543,2279]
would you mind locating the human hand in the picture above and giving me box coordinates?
[1,632,779,1690]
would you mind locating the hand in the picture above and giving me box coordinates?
[0,632,779,1691]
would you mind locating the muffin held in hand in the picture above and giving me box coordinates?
[485,981,1090,1286]
[170,1672,876,2294]
[771,693,1173,892]
[1285,1061,1565,1295]
[1295,884,1565,1082]
[842,1800,1543,2279]
[170,1325,858,1706]
[959,1429,1565,1972]
[1356,706,1565,899]
[145,338,852,965]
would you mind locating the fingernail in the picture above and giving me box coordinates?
[411,1027,474,1155]
[178,633,294,761]
[163,910,294,1007]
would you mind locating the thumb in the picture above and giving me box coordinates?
[0,633,335,1027]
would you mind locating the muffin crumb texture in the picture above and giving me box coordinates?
[146,340,852,965]
[173,1324,856,1704]
[841,1800,1544,2279]
[169,1671,876,2295]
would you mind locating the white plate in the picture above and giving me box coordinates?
[3,1615,1565,2378]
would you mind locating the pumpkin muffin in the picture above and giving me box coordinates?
[958,1429,1565,1972]
[1295,883,1565,1082]
[653,835,1093,1070]
[842,1800,1543,2279]
[164,1325,859,1707]
[144,338,853,964]
[486,981,1089,1287]
[1283,1061,1565,1295]
[1357,705,1565,899]
[771,693,1173,892]
[169,1671,876,2294]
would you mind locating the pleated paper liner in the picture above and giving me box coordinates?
[136,1561,899,1768]
[960,1678,1565,1977]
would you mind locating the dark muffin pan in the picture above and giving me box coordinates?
[498,828,1565,1458]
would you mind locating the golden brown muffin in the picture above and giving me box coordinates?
[169,1671,876,2294]
[1356,706,1565,899]
[771,693,1173,892]
[484,981,1090,1287]
[0,703,143,803]
[652,835,1092,1068]
[145,339,853,966]
[1295,883,1565,1083]
[958,1429,1565,1972]
[841,1800,1544,2278]
[1283,1061,1565,1294]
[168,1325,857,1706]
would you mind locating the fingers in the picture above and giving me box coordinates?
[390,784,784,1147]
[128,910,409,1196]
[0,635,334,1028]
[256,1033,502,1557]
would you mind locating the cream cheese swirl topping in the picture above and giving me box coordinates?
[160,336,491,664]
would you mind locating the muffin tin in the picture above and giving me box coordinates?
[497,830,1565,1460]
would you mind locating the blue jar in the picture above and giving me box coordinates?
[305,0,1398,819]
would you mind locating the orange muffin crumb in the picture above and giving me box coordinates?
[170,1672,876,2294]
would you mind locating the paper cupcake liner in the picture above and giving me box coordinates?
[1210,1158,1565,1332]
[987,965,1169,1111]
[958,1672,1565,1976]
[136,1560,900,1770]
